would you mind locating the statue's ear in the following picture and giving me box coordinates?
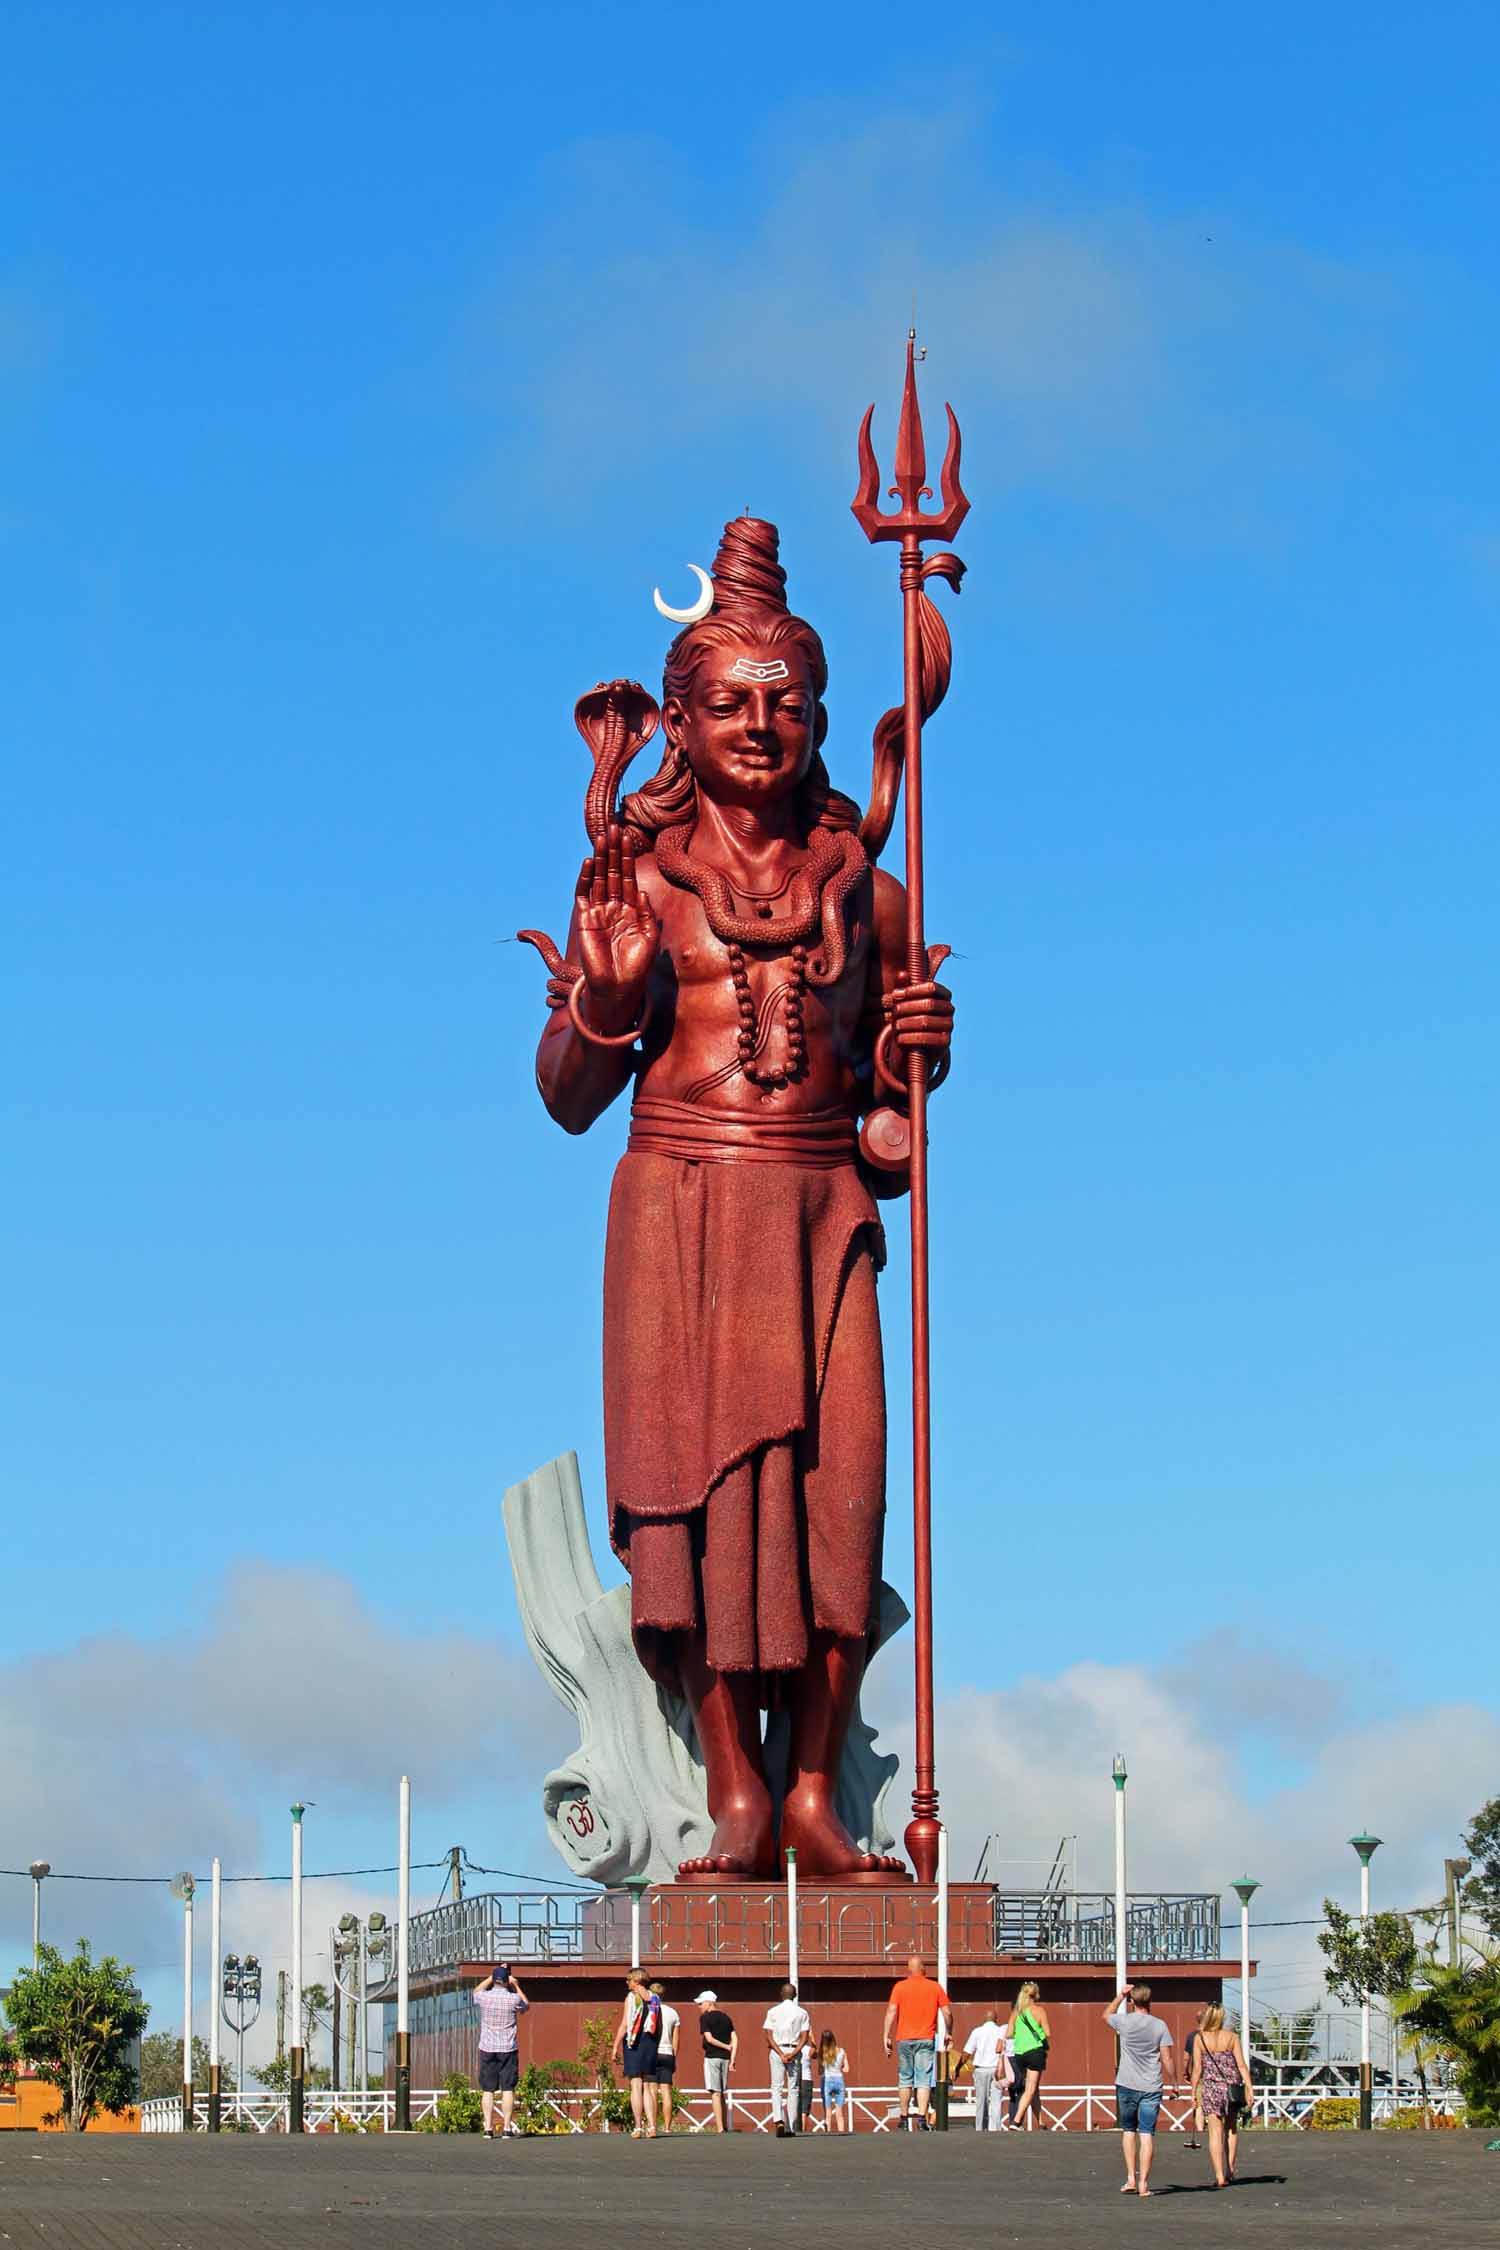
[662,693,687,748]
[814,703,829,752]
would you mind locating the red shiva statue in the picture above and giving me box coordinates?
[520,507,957,1884]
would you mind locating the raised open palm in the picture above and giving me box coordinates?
[575,823,658,1023]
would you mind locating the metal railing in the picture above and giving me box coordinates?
[383,1886,1223,1983]
[138,2077,1468,2136]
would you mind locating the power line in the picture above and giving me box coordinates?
[0,1861,448,1886]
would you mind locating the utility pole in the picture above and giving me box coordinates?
[330,1930,341,2096]
[1444,1857,1471,1968]
[449,1845,463,1904]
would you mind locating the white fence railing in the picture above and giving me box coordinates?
[138,2081,1467,2136]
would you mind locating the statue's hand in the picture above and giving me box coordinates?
[886,947,955,1057]
[574,823,659,1033]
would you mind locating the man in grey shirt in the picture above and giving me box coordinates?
[1104,1984,1176,2197]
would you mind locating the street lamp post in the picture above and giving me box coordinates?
[625,1878,649,1972]
[172,1872,196,2133]
[1111,1757,1129,1996]
[208,1858,222,2132]
[364,1912,390,2092]
[289,1805,306,2134]
[1230,1878,1259,2070]
[221,1953,262,2118]
[395,1776,411,2133]
[28,1862,49,1966]
[1349,1832,1382,2130]
[332,1911,391,2100]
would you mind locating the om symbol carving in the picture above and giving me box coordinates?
[564,1797,596,1839]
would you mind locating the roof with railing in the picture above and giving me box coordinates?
[387,1884,1224,1984]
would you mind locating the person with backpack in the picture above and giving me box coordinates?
[611,1970,664,2138]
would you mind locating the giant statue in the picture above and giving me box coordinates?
[517,342,968,1885]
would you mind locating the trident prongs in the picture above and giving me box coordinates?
[852,330,970,545]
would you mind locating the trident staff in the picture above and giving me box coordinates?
[852,332,969,1882]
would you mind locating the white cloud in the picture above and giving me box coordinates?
[865,1636,1497,2006]
[0,1561,572,2071]
[6,1563,1489,2058]
[460,104,1404,540]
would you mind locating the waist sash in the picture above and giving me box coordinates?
[627,1095,857,1168]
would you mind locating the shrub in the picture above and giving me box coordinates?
[1308,2097,1360,2131]
[516,2059,585,2136]
[418,2072,484,2133]
[575,2012,634,2133]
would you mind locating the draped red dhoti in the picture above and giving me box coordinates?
[605,1097,887,1691]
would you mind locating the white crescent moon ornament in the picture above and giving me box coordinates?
[652,564,714,625]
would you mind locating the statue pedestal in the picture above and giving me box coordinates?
[584,1878,998,1967]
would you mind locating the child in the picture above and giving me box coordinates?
[818,2029,850,2134]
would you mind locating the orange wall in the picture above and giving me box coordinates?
[0,2077,140,2132]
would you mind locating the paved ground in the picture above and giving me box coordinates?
[0,2130,1491,2249]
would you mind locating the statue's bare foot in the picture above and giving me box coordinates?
[678,1797,776,1881]
[779,1786,909,1880]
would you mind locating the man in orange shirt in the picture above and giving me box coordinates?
[882,1953,952,2130]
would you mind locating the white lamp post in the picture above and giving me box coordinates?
[1112,1756,1129,1996]
[171,1871,196,2132]
[208,1857,222,2132]
[395,1776,411,2131]
[289,1805,306,2134]
[28,1862,49,1966]
[626,1877,649,1972]
[1230,1877,1259,2071]
[1349,1832,1381,2130]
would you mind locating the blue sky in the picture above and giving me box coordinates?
[4,1,1497,2044]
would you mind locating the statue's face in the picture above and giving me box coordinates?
[666,641,823,812]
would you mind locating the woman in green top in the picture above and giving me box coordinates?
[1009,1980,1052,2130]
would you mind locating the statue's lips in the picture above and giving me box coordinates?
[729,748,782,770]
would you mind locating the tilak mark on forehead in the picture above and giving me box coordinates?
[727,657,791,684]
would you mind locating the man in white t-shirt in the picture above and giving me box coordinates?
[763,1982,811,2138]
[961,2009,1006,2132]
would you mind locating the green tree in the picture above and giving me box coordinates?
[1461,1795,1500,1939]
[253,2049,331,2093]
[138,2032,235,2103]
[300,1981,331,2050]
[253,1982,333,2090]
[1394,1940,1500,2125]
[0,1941,149,2130]
[1318,1899,1417,2007]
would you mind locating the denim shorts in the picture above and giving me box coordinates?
[1117,2084,1162,2135]
[898,2039,935,2089]
[823,2070,846,2106]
